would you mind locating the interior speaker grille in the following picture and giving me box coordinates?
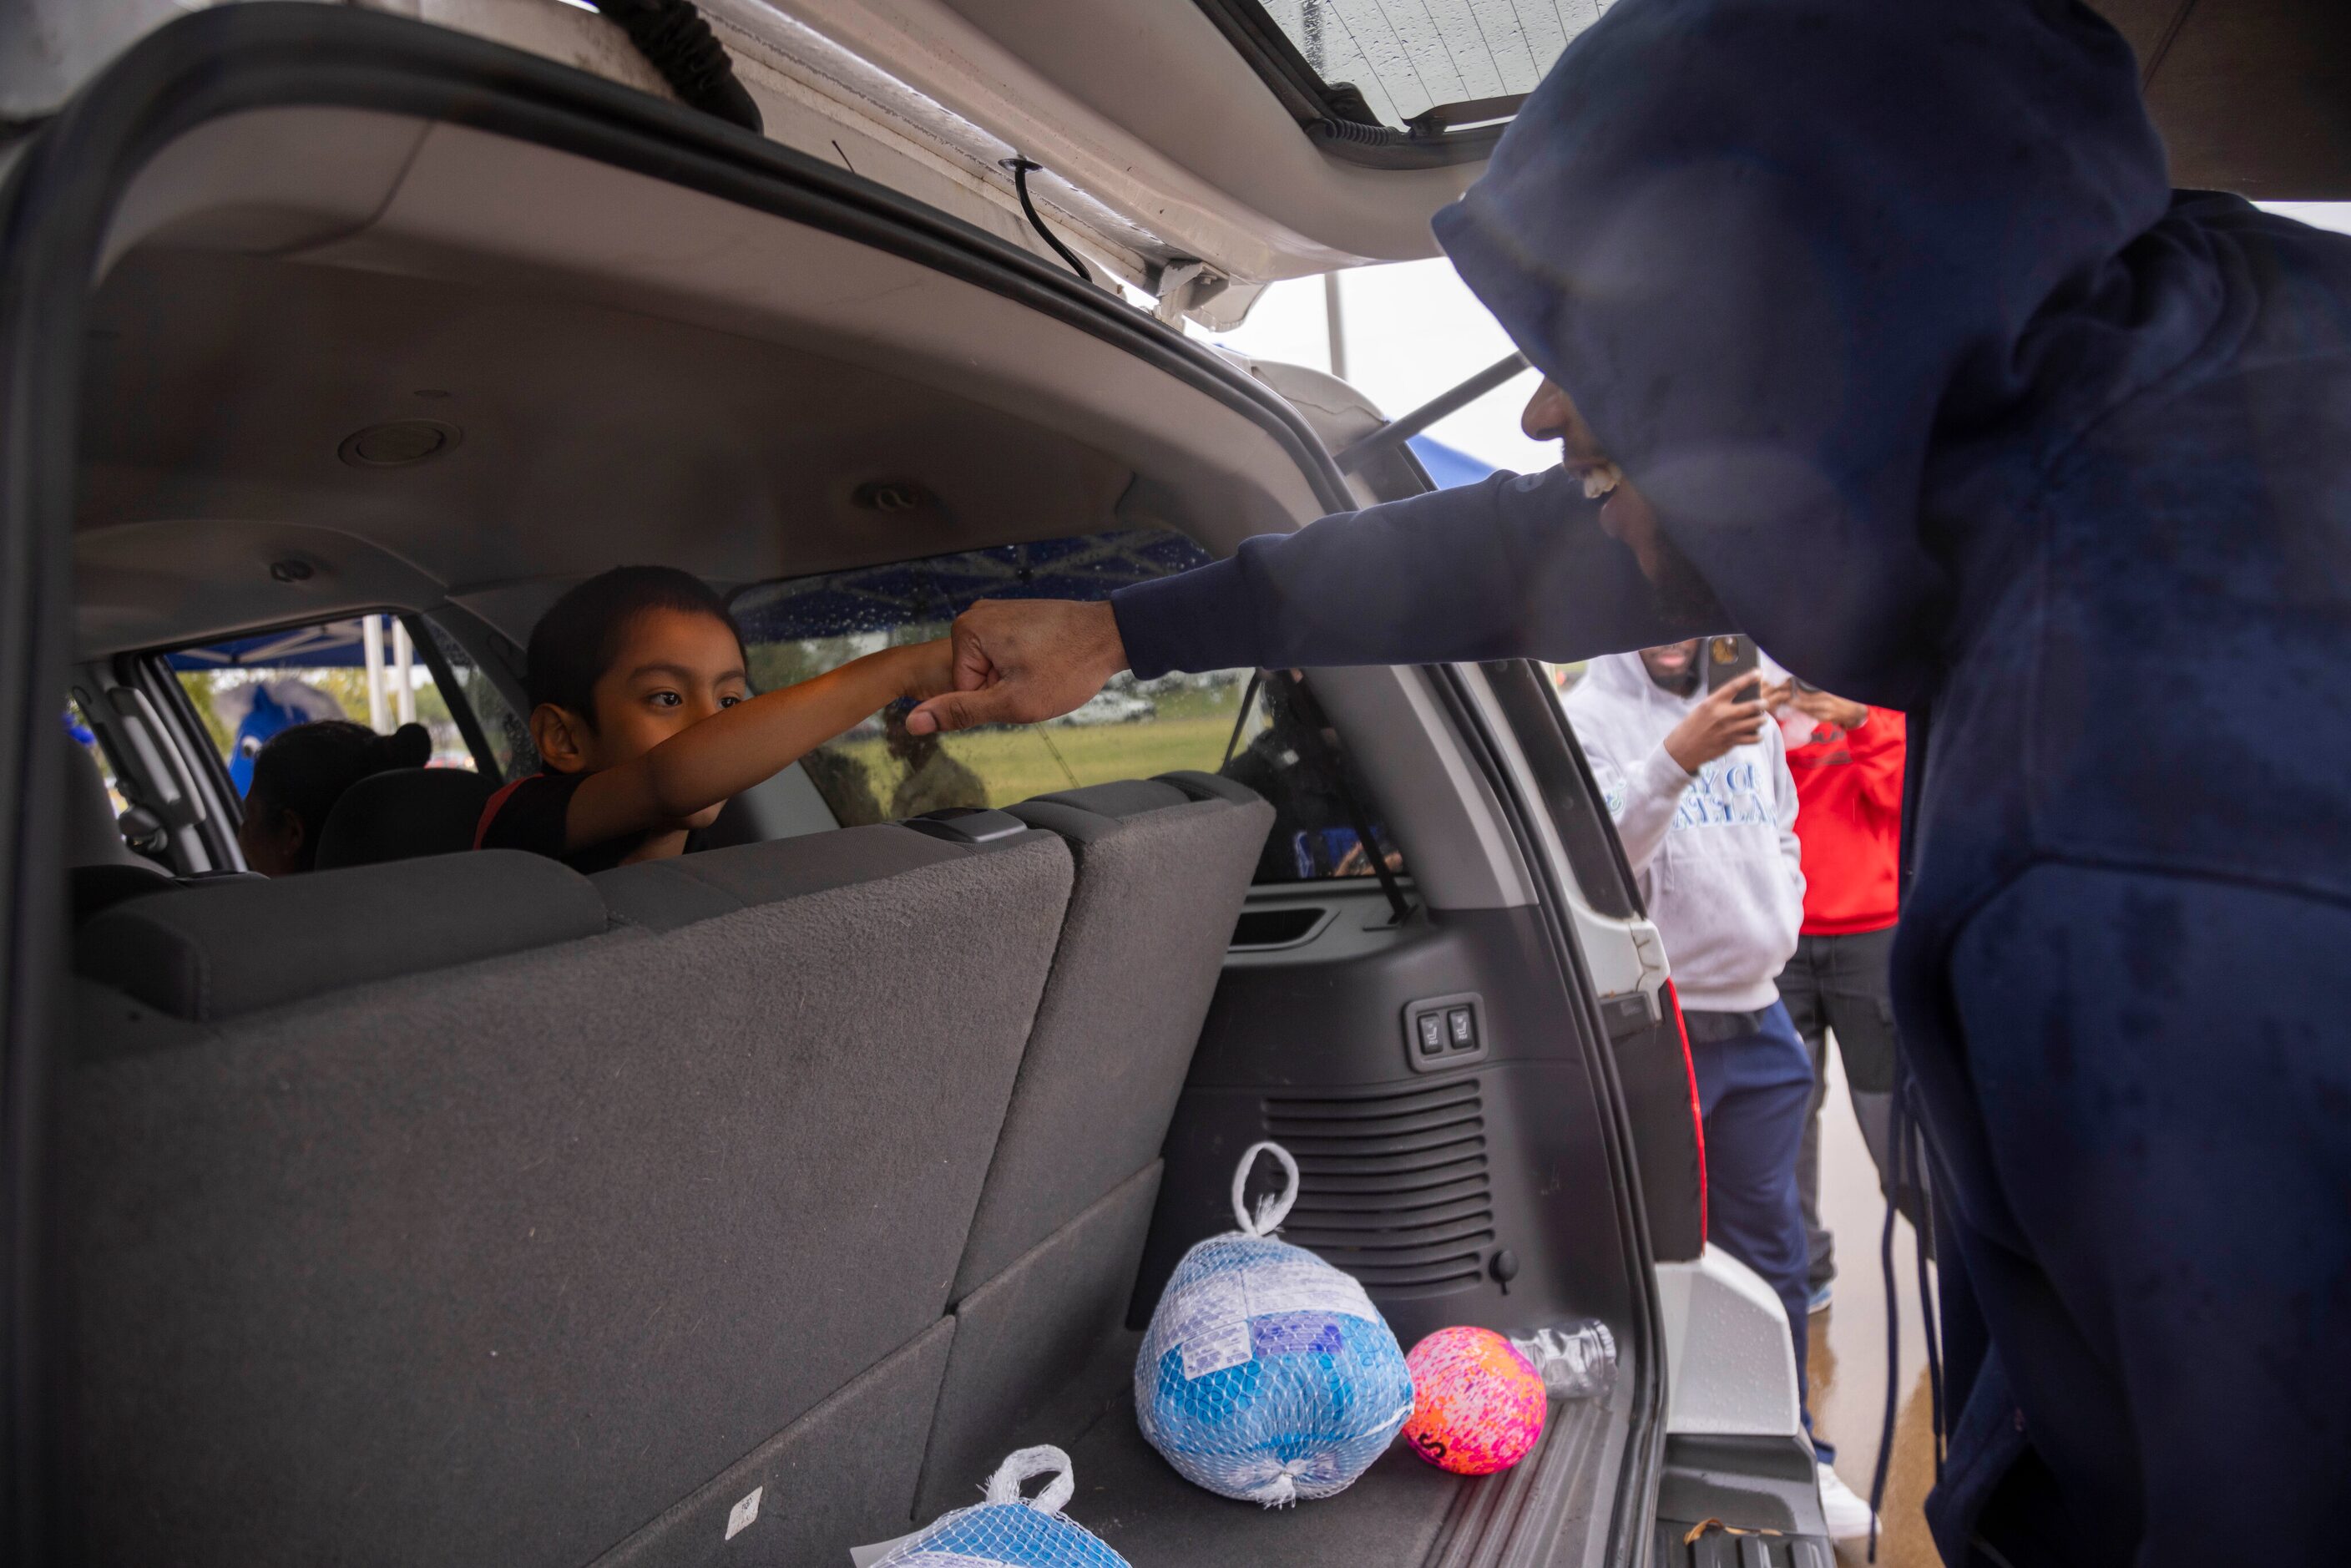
[1261,1079,1493,1293]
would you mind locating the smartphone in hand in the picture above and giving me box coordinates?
[1704,635,1759,694]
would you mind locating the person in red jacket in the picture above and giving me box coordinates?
[1769,680,1909,1313]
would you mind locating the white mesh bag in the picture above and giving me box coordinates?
[873,1447,1127,1568]
[1134,1141,1414,1505]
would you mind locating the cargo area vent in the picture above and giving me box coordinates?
[1261,1078,1493,1295]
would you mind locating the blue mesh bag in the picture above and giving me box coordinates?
[874,1447,1127,1568]
[1135,1142,1414,1505]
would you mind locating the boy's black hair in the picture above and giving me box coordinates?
[247,720,431,871]
[525,565,744,727]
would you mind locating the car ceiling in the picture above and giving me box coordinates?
[78,247,1136,649]
[72,109,1333,659]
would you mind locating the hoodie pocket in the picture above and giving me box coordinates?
[1649,831,1804,983]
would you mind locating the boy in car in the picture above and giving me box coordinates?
[477,565,950,870]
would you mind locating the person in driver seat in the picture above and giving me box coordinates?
[240,718,432,876]
[476,565,950,871]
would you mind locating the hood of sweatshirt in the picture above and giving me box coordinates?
[1575,647,1699,718]
[1433,0,2172,709]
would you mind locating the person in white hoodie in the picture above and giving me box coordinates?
[1565,642,1865,1527]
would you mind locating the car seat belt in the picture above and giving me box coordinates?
[1269,670,1412,926]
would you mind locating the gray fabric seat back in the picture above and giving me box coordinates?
[953,772,1272,1296]
[913,775,1267,1514]
[68,827,1074,1568]
[314,765,498,868]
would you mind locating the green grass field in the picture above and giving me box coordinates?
[831,713,1241,809]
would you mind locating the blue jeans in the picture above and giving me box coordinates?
[1686,999,1828,1463]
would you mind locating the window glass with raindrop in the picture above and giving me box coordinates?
[731,529,1403,883]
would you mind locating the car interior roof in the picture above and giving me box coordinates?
[72,6,2351,665]
[75,107,1329,658]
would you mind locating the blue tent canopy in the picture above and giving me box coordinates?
[178,466,1504,665]
[1407,434,1499,489]
[733,529,1215,643]
[167,618,377,670]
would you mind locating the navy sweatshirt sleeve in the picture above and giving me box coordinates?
[1109,466,1704,678]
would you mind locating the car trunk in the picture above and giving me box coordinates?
[4,8,1667,1566]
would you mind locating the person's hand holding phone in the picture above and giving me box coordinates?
[1664,670,1769,773]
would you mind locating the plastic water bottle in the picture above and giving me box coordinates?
[1508,1321,1617,1399]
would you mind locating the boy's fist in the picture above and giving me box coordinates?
[904,599,1128,735]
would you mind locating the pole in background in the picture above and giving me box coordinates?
[1324,271,1348,382]
[361,615,387,732]
[391,620,417,726]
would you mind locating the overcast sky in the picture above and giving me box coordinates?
[1201,203,2351,476]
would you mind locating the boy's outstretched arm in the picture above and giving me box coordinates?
[565,640,951,851]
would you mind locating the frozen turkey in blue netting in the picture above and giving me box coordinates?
[1134,1141,1414,1506]
[873,1447,1127,1568]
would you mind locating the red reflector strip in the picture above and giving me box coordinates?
[1663,979,1706,1247]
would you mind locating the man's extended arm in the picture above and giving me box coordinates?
[905,468,1703,734]
[1111,467,1689,677]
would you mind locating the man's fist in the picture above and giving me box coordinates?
[902,599,1129,735]
[1663,670,1769,773]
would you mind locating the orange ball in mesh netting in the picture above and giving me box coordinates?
[1400,1327,1548,1475]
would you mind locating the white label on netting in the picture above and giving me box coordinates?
[1178,1313,1255,1380]
[1167,1253,1379,1379]
[1240,1257,1378,1323]
[726,1486,761,1540]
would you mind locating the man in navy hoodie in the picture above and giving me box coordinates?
[908,2,2351,1560]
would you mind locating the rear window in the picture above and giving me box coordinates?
[732,529,1404,885]
[169,615,488,795]
[1254,0,1592,127]
[1197,0,1604,152]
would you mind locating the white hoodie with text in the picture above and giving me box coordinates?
[1562,653,1804,1012]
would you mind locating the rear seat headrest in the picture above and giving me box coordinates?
[904,807,1031,844]
[75,849,607,1021]
[1156,770,1266,808]
[69,863,179,927]
[1019,778,1187,822]
[316,767,498,871]
[1009,771,1265,840]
